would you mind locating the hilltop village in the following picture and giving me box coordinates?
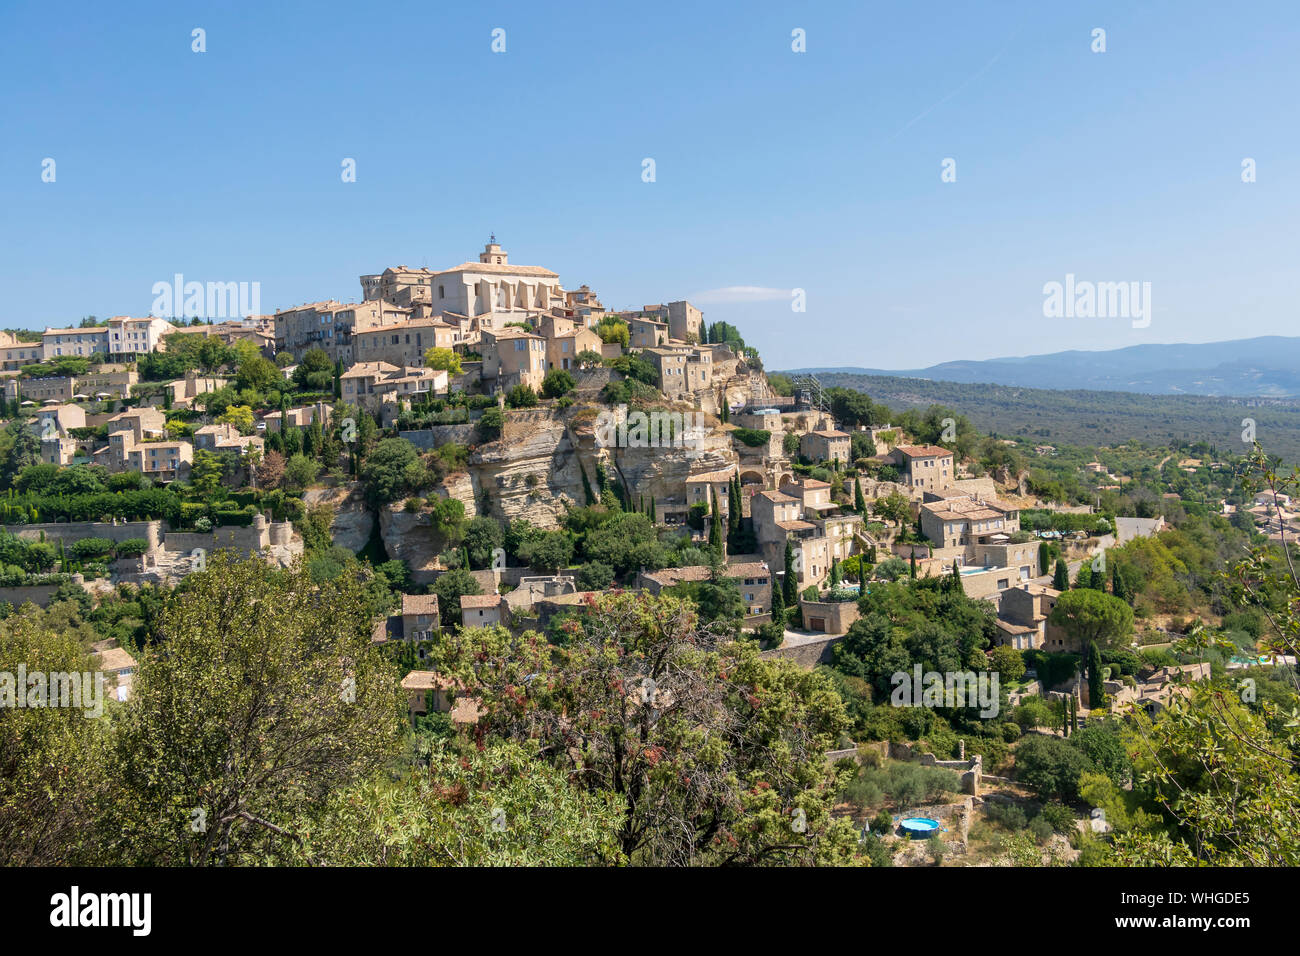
[2,239,1292,867]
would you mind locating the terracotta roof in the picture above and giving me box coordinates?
[459,594,503,609]
[441,261,558,278]
[401,670,458,691]
[485,327,543,341]
[687,468,736,484]
[758,490,799,504]
[401,594,440,617]
[96,647,136,672]
[896,444,953,459]
[643,566,713,587]
[776,520,816,532]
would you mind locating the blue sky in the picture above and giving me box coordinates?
[2,0,1297,368]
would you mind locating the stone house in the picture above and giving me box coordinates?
[800,429,851,465]
[891,444,955,492]
[480,327,546,392]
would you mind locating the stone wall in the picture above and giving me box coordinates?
[401,423,478,449]
[0,583,66,608]
[761,634,842,668]
[17,520,162,549]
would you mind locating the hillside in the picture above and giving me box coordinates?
[788,372,1300,462]
[788,336,1300,397]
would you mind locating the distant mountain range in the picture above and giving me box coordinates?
[786,336,1300,397]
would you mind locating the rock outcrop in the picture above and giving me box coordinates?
[303,482,374,552]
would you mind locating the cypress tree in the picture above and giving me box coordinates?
[829,559,841,587]
[854,476,866,514]
[1112,563,1131,604]
[708,487,724,555]
[782,538,798,607]
[649,496,656,523]
[1038,541,1050,576]
[909,552,918,578]
[950,561,964,594]
[1052,558,1070,591]
[770,572,785,624]
[728,476,741,536]
[1087,641,1105,707]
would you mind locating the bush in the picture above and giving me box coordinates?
[1038,801,1076,833]
[541,369,575,399]
[1000,722,1022,742]
[872,810,894,834]
[69,537,113,559]
[477,407,504,442]
[505,385,538,409]
[1027,816,1054,844]
[113,538,150,558]
[984,802,1028,830]
[730,427,770,448]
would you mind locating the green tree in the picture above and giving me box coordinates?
[782,538,798,607]
[359,438,428,506]
[422,347,463,377]
[283,452,321,490]
[1086,641,1105,707]
[1013,733,1093,801]
[708,487,724,555]
[431,567,482,627]
[990,645,1026,682]
[0,618,108,864]
[1052,558,1070,591]
[190,449,226,496]
[464,515,504,570]
[235,354,281,393]
[1049,588,1134,651]
[292,348,335,391]
[103,553,402,865]
[432,592,861,865]
[541,369,575,399]
[295,742,625,865]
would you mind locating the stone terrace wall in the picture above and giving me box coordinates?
[17,520,163,549]
[761,634,842,668]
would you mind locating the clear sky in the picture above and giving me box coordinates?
[2,0,1297,369]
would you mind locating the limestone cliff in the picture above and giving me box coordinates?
[303,482,374,552]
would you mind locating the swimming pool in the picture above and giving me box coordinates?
[899,817,942,837]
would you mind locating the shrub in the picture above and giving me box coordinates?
[730,427,770,448]
[69,537,113,559]
[505,385,538,409]
[114,538,150,558]
[541,369,575,399]
[1038,801,1076,833]
[477,407,504,442]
